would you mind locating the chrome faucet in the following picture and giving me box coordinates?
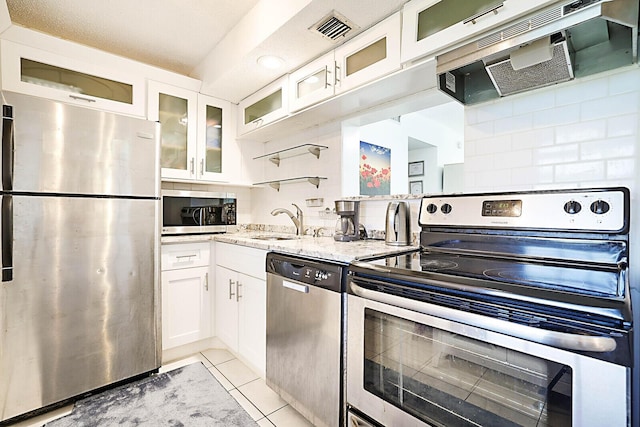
[271,203,304,236]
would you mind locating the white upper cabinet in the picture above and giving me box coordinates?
[238,75,289,136]
[401,0,561,64]
[197,93,236,182]
[0,39,145,117]
[335,12,401,94]
[148,81,234,182]
[288,52,336,113]
[148,81,198,181]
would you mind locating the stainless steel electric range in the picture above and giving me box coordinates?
[346,188,634,427]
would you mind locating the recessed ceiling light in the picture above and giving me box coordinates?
[257,55,284,70]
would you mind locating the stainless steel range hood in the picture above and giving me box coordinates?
[436,0,639,105]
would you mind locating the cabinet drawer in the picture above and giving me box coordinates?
[161,242,211,271]
[215,242,266,280]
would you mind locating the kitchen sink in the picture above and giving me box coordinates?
[251,235,299,241]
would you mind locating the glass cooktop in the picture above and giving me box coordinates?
[362,237,627,299]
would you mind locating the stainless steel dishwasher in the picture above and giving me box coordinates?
[266,252,346,427]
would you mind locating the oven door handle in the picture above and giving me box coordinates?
[350,282,617,353]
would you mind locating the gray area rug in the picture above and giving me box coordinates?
[45,362,258,426]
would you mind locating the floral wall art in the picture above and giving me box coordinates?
[360,141,391,196]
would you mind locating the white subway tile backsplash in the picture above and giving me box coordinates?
[581,92,639,121]
[608,66,640,95]
[534,144,579,165]
[473,134,512,155]
[474,169,512,188]
[464,154,495,173]
[555,120,606,144]
[464,140,477,157]
[493,113,532,135]
[607,158,636,180]
[512,90,556,114]
[511,166,554,186]
[493,149,533,169]
[464,108,479,126]
[476,100,514,123]
[607,114,639,138]
[581,136,636,161]
[554,161,605,182]
[511,128,555,150]
[464,120,494,141]
[555,77,608,107]
[532,104,580,128]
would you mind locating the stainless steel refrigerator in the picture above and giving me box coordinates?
[0,91,161,422]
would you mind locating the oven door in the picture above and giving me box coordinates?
[347,290,630,427]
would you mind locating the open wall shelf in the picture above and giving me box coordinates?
[253,176,327,191]
[253,144,328,167]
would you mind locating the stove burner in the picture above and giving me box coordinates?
[420,259,458,271]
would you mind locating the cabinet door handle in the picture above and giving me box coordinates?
[204,272,209,291]
[325,66,332,89]
[334,62,341,86]
[200,159,204,176]
[190,157,195,175]
[229,279,236,299]
[236,282,242,302]
[463,3,503,24]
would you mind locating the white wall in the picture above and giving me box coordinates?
[248,125,343,234]
[343,119,408,196]
[463,65,638,193]
[402,102,464,168]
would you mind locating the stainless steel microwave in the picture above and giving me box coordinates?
[162,190,236,235]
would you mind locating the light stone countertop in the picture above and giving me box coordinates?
[162,232,419,264]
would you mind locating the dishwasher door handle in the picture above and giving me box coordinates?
[283,280,309,294]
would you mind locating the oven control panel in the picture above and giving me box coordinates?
[419,188,628,232]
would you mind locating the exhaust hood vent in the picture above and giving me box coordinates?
[436,0,638,105]
[486,39,574,96]
[311,11,358,42]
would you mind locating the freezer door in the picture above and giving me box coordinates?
[1,91,159,197]
[0,195,160,422]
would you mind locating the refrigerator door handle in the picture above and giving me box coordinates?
[1,195,13,282]
[2,104,14,191]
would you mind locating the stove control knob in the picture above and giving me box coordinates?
[590,200,610,215]
[426,203,438,214]
[563,200,582,214]
[441,203,452,214]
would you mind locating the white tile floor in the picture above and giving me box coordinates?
[11,348,314,427]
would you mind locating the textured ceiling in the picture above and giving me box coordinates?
[4,0,408,103]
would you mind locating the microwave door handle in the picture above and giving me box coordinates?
[1,195,13,282]
[350,282,617,353]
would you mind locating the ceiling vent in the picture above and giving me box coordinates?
[310,11,358,42]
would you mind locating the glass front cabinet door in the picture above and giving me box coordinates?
[0,39,145,117]
[197,94,234,182]
[238,75,289,136]
[401,0,561,63]
[334,12,401,94]
[148,81,198,181]
[148,81,232,182]
[288,52,336,113]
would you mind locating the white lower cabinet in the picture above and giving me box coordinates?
[161,242,212,350]
[214,242,267,376]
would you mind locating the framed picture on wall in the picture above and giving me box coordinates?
[410,180,423,195]
[408,161,424,177]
